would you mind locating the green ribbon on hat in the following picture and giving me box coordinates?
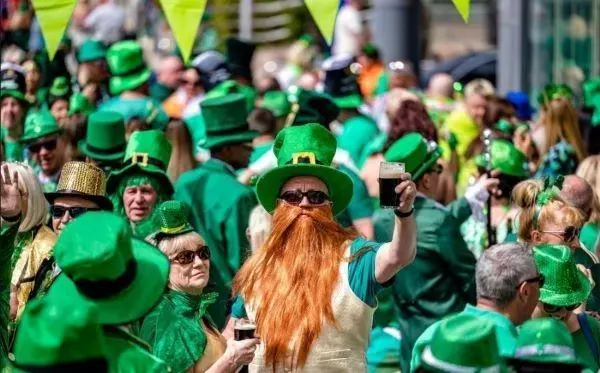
[150,200,194,242]
[533,175,564,227]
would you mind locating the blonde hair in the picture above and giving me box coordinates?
[539,97,587,162]
[248,205,272,253]
[1,162,48,233]
[512,179,585,242]
[385,88,420,119]
[156,231,205,258]
[464,79,495,98]
[577,155,600,222]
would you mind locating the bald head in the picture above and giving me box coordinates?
[157,56,183,88]
[561,175,594,220]
[427,73,455,99]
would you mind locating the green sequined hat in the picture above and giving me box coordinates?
[19,111,63,143]
[384,132,443,181]
[77,39,107,63]
[533,244,592,307]
[475,139,530,178]
[106,41,151,95]
[149,200,194,242]
[78,111,126,162]
[261,91,291,118]
[199,94,258,149]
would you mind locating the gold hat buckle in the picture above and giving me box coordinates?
[131,152,149,167]
[292,152,316,165]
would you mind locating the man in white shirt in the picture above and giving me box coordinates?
[333,0,365,57]
[83,0,126,45]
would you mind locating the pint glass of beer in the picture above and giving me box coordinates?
[234,318,257,373]
[379,162,405,209]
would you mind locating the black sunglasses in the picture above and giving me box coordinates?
[279,190,331,205]
[27,138,57,154]
[50,205,100,219]
[171,246,211,265]
[542,302,580,313]
[518,274,545,289]
[539,226,580,243]
[427,163,444,175]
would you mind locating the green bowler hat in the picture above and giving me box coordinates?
[256,123,353,215]
[106,41,151,96]
[533,244,592,307]
[261,91,291,118]
[508,318,584,368]
[475,139,530,178]
[13,292,108,371]
[421,313,504,372]
[49,211,169,325]
[106,130,173,194]
[384,132,443,181]
[20,111,62,143]
[49,76,71,98]
[79,111,126,162]
[287,88,340,127]
[200,93,258,149]
[68,93,95,116]
[77,39,107,63]
[149,200,194,242]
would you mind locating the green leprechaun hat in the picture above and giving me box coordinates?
[205,80,257,112]
[507,318,584,369]
[286,88,340,127]
[475,139,530,178]
[106,41,151,96]
[533,244,592,307]
[13,291,108,371]
[200,93,258,149]
[106,130,173,195]
[77,39,107,63]
[79,111,126,162]
[420,313,504,372]
[256,123,353,215]
[322,54,363,110]
[20,111,62,144]
[48,76,71,99]
[68,93,95,116]
[48,211,169,325]
[261,91,291,118]
[1,64,28,104]
[149,200,194,242]
[384,132,443,181]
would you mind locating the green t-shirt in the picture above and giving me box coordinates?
[99,96,169,130]
[572,313,600,372]
[0,127,25,162]
[231,237,387,319]
[337,115,379,167]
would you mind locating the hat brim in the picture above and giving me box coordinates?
[202,130,258,149]
[506,357,584,369]
[256,164,353,216]
[45,191,114,211]
[333,94,363,110]
[1,89,28,104]
[109,68,151,96]
[19,128,63,144]
[474,156,530,178]
[78,140,126,162]
[539,270,592,307]
[106,164,174,195]
[412,148,443,180]
[48,238,169,325]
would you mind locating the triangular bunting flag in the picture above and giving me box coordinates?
[451,0,471,23]
[30,0,78,60]
[304,0,339,45]
[159,0,208,64]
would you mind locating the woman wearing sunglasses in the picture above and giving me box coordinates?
[532,244,600,372]
[140,200,259,373]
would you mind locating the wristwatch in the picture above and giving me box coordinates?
[394,207,414,219]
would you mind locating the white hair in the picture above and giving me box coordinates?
[2,162,48,232]
[248,205,273,253]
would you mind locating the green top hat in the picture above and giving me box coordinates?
[49,211,170,325]
[256,123,353,215]
[200,94,258,149]
[287,89,340,127]
[421,313,504,372]
[533,244,592,307]
[106,41,151,96]
[49,76,71,98]
[384,133,443,181]
[149,200,194,242]
[509,318,583,367]
[322,55,363,109]
[106,130,173,195]
[78,39,107,63]
[79,111,126,162]
[68,93,95,116]
[1,65,28,104]
[13,292,108,370]
[205,80,257,112]
[20,111,62,143]
[475,139,530,178]
[261,91,291,118]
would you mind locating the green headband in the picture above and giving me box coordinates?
[533,175,564,227]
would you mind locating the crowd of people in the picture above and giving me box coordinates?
[1,0,600,372]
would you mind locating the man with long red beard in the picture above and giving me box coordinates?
[227,123,417,372]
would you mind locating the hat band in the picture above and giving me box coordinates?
[161,224,188,234]
[86,142,126,156]
[125,153,166,170]
[421,346,502,373]
[515,344,575,359]
[74,259,137,300]
[112,62,146,78]
[13,358,108,372]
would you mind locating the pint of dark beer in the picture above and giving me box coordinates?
[379,162,405,209]
[234,319,256,373]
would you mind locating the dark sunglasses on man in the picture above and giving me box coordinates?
[50,205,100,219]
[27,138,57,154]
[539,226,580,243]
[516,273,545,289]
[279,190,331,206]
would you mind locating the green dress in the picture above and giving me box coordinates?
[174,159,257,328]
[104,326,170,372]
[1,219,19,368]
[99,96,169,130]
[337,115,379,167]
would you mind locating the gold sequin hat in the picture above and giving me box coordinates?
[45,161,113,210]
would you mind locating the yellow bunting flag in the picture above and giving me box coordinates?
[451,0,471,23]
[30,0,78,60]
[159,0,208,64]
[304,0,339,45]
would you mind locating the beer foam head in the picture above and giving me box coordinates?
[379,162,405,178]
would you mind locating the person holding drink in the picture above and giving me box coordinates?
[227,124,417,371]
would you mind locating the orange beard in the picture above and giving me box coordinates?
[232,203,358,369]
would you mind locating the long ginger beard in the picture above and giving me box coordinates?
[232,203,358,369]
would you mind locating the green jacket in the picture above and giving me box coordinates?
[373,196,476,371]
[1,220,19,368]
[104,326,170,372]
[174,159,257,328]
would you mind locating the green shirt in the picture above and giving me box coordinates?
[573,313,600,372]
[581,222,599,253]
[249,142,273,165]
[410,304,518,372]
[100,96,169,130]
[104,326,170,373]
[1,219,19,369]
[0,128,25,162]
[337,115,379,167]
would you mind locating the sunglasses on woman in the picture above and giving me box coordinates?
[542,302,580,313]
[27,138,57,154]
[50,205,100,219]
[171,245,211,265]
[279,190,331,206]
[539,226,580,243]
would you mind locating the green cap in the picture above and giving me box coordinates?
[149,200,194,242]
[13,292,108,370]
[106,41,151,95]
[287,89,340,127]
[384,133,443,180]
[78,111,126,162]
[49,211,169,325]
[261,91,291,118]
[49,76,71,98]
[256,123,353,215]
[205,80,257,112]
[420,313,504,372]
[68,93,95,116]
[200,93,258,149]
[475,139,530,178]
[77,39,107,63]
[533,244,592,307]
[20,111,62,143]
[106,130,173,194]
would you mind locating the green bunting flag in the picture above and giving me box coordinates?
[451,0,471,22]
[304,0,339,45]
[159,0,208,64]
[30,0,77,60]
